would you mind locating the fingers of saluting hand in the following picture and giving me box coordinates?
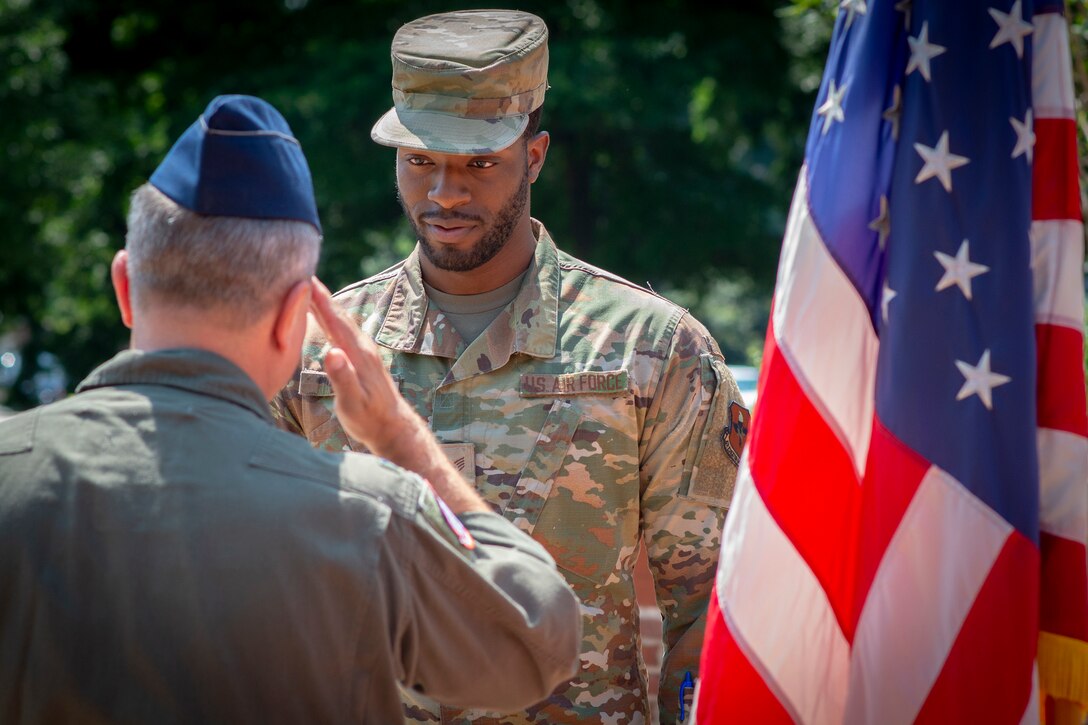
[308,277,402,448]
[310,278,369,355]
[309,277,386,373]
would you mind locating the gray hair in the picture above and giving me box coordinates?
[124,184,321,327]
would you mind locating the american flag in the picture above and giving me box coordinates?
[695,1,1087,723]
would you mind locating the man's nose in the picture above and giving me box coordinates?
[427,166,471,209]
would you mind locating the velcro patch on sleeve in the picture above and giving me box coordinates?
[683,356,746,509]
[519,370,629,397]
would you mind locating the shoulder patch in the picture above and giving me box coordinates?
[721,401,751,466]
[435,495,476,550]
[417,482,478,557]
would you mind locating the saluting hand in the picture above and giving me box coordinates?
[308,277,489,514]
[308,277,415,454]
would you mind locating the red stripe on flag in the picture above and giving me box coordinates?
[851,419,931,633]
[1033,118,1081,221]
[749,325,861,640]
[696,587,794,724]
[1041,531,1088,640]
[1036,323,1088,436]
[914,532,1040,724]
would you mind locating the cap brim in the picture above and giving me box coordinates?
[371,107,528,155]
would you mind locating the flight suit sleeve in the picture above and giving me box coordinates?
[639,314,747,725]
[377,478,582,712]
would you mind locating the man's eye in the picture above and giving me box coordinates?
[406,157,430,166]
[470,159,496,169]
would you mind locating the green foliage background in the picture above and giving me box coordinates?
[0,0,816,407]
[1,0,1085,407]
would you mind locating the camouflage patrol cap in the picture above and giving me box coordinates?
[371,9,548,155]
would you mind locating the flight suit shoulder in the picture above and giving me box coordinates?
[0,407,41,456]
[338,454,479,560]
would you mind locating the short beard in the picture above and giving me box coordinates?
[400,171,529,273]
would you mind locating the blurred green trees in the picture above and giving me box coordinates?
[5,1,1084,408]
[1,0,812,407]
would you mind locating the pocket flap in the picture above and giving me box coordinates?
[503,399,582,534]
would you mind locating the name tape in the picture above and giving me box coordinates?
[519,370,629,398]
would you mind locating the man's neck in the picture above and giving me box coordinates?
[128,306,276,397]
[420,216,538,295]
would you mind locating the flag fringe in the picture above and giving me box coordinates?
[1038,631,1088,706]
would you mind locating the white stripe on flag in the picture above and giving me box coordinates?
[1032,13,1075,119]
[1031,220,1086,331]
[772,172,878,478]
[1039,427,1088,542]
[718,455,849,724]
[846,466,1013,724]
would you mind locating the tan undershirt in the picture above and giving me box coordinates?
[423,270,528,343]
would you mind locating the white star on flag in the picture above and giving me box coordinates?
[989,1,1033,59]
[914,131,970,192]
[817,79,847,135]
[906,21,946,82]
[955,349,1011,410]
[935,239,990,300]
[840,0,867,30]
[881,282,897,323]
[1010,110,1035,163]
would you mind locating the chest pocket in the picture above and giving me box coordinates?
[296,370,391,455]
[503,399,582,534]
[503,394,638,588]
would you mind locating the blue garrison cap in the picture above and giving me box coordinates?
[149,95,321,231]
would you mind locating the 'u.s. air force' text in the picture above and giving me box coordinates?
[518,370,629,398]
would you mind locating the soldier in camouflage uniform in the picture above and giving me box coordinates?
[273,11,749,725]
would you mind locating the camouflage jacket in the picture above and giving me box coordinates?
[272,221,745,724]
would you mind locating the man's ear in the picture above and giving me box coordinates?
[110,250,134,329]
[526,130,550,184]
[273,278,313,352]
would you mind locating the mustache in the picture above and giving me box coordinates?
[419,210,482,224]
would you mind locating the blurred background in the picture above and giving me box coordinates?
[1,0,1086,416]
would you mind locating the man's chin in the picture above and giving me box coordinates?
[420,240,484,273]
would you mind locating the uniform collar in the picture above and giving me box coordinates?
[373,218,560,363]
[76,348,274,423]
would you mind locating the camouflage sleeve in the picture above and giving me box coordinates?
[379,476,582,711]
[639,314,746,725]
